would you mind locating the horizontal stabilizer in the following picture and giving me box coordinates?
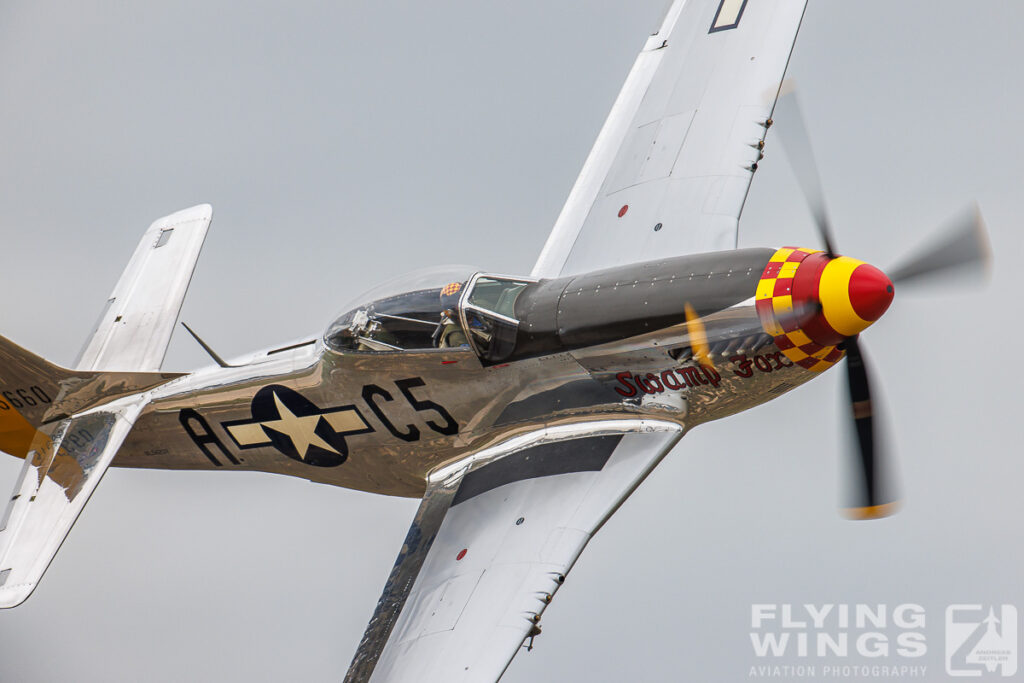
[76,204,212,372]
[0,206,209,607]
[0,398,146,607]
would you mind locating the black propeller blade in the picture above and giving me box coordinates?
[772,88,838,257]
[841,336,897,519]
[888,203,991,285]
[772,86,897,518]
[773,83,993,519]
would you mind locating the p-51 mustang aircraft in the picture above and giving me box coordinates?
[0,1,989,681]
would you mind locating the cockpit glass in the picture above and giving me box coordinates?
[466,278,529,318]
[324,265,477,352]
[460,276,532,361]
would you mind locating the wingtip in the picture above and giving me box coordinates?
[0,580,37,609]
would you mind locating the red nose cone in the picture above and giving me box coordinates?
[848,264,894,322]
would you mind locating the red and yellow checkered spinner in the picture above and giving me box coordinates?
[755,247,894,372]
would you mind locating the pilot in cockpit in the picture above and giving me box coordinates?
[434,281,468,348]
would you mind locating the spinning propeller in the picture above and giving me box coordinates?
[770,88,991,519]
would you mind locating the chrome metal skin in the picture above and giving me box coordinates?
[0,397,148,607]
[344,418,682,681]
[113,252,815,499]
[0,333,181,426]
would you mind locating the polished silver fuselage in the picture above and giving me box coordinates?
[114,301,814,498]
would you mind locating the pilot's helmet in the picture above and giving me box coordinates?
[439,281,464,310]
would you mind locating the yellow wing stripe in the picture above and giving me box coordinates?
[227,423,270,447]
[323,410,369,433]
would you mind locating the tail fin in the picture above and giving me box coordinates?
[0,334,181,459]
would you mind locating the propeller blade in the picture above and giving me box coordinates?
[684,302,715,370]
[772,86,838,257]
[842,336,899,520]
[888,203,991,285]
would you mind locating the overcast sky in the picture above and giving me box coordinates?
[0,2,1021,681]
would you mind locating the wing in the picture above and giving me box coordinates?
[345,420,683,682]
[532,0,807,278]
[75,204,212,371]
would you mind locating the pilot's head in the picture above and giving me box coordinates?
[440,281,464,310]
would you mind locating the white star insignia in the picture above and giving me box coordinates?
[260,393,340,460]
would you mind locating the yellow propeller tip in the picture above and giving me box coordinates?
[684,302,715,370]
[842,502,900,520]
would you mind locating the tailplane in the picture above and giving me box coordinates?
[0,337,173,608]
[0,204,211,606]
[75,203,212,372]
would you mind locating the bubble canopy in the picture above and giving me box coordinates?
[324,265,479,352]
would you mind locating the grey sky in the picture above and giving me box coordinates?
[0,2,1021,681]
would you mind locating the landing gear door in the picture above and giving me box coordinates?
[458,275,533,362]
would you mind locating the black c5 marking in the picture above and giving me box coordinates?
[179,378,458,466]
[395,377,459,436]
[221,385,373,467]
[362,384,420,443]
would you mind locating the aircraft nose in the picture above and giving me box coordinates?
[819,257,894,337]
[755,248,894,365]
[848,263,894,323]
